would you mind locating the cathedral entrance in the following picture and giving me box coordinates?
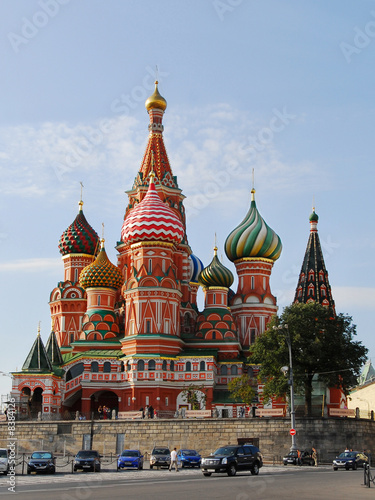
[90,390,119,419]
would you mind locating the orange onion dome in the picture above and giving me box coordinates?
[121,175,184,245]
[80,241,124,290]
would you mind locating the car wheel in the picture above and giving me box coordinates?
[150,465,153,469]
[353,463,357,471]
[51,468,55,474]
[27,470,31,475]
[203,472,212,477]
[251,463,260,476]
[227,464,237,477]
[345,465,350,471]
[333,467,338,471]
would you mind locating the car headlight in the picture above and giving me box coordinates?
[222,458,227,465]
[201,458,206,465]
[74,460,79,464]
[150,455,155,461]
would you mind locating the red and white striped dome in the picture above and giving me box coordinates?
[121,176,184,245]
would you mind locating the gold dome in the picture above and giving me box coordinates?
[145,81,167,111]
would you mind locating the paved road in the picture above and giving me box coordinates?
[0,465,373,500]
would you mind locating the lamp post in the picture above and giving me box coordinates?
[274,324,297,452]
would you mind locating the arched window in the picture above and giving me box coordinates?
[148,360,156,370]
[170,360,175,372]
[97,295,101,306]
[74,268,78,282]
[66,362,84,381]
[184,313,191,327]
[186,361,191,372]
[148,259,152,273]
[231,365,238,376]
[126,361,131,371]
[120,361,125,372]
[220,365,227,375]
[200,361,205,371]
[137,359,144,371]
[162,360,167,371]
[103,361,111,373]
[91,361,99,373]
[251,276,255,289]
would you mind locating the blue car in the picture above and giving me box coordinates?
[118,450,144,470]
[177,449,201,468]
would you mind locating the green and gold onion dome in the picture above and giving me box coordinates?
[80,240,124,290]
[198,247,234,288]
[145,81,167,112]
[225,189,282,262]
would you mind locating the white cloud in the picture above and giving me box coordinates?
[0,258,61,272]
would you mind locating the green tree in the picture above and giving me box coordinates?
[228,373,256,406]
[249,302,368,416]
[181,384,207,410]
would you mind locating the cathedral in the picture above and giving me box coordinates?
[10,83,341,418]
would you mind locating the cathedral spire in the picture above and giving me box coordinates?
[293,208,335,313]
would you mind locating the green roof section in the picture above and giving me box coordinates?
[22,334,53,373]
[62,349,121,365]
[45,330,63,366]
[212,390,237,404]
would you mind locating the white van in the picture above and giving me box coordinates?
[0,449,9,475]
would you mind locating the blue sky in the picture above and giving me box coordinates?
[0,0,374,398]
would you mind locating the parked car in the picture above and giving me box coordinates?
[333,451,368,471]
[118,450,144,470]
[177,449,201,468]
[0,449,9,475]
[201,444,263,477]
[27,451,55,475]
[283,450,314,466]
[74,450,102,472]
[149,447,171,469]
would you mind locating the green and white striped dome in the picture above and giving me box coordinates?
[199,247,234,288]
[225,189,282,262]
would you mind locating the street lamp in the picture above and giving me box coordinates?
[274,324,297,452]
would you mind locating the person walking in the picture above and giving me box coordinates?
[312,447,318,467]
[169,447,179,472]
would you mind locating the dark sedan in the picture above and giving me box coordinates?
[27,451,55,474]
[333,451,368,470]
[74,450,102,472]
[283,450,314,466]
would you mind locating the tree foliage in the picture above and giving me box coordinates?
[248,302,368,415]
[228,373,256,406]
[181,384,207,410]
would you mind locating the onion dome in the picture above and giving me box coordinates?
[199,247,234,288]
[59,201,99,256]
[309,208,319,222]
[225,189,282,262]
[80,240,124,290]
[121,173,184,245]
[189,254,204,284]
[145,81,167,112]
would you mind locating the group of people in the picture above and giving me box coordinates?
[97,405,112,420]
[140,405,155,419]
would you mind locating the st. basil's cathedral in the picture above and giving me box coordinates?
[10,83,342,418]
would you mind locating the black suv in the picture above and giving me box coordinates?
[201,445,263,477]
[74,450,102,472]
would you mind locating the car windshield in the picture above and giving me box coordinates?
[181,450,198,456]
[121,451,139,457]
[153,448,170,455]
[339,452,356,458]
[0,450,7,458]
[213,447,236,457]
[287,452,297,457]
[76,451,98,458]
[31,452,52,459]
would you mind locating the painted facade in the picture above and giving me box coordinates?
[10,83,340,418]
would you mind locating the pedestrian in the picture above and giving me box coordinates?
[98,406,103,420]
[145,405,150,418]
[149,405,154,419]
[169,447,179,472]
[297,449,302,466]
[312,447,318,467]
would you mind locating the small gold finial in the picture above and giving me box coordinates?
[251,169,256,201]
[79,182,84,211]
[101,223,105,245]
[37,321,41,337]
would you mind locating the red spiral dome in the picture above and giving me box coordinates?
[121,175,184,245]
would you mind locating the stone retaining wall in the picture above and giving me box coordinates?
[1,417,373,463]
